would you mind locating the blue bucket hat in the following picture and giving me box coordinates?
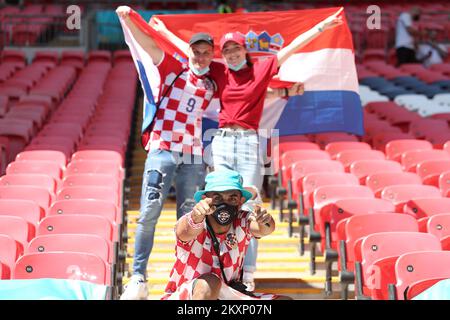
[194,169,253,203]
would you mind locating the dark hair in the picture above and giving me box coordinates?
[245,53,253,67]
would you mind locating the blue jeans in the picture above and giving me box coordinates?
[133,149,206,278]
[211,130,264,273]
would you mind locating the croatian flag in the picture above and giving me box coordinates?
[120,7,363,139]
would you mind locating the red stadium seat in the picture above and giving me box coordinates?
[6,160,63,181]
[393,251,450,300]
[13,252,110,285]
[56,186,119,208]
[385,139,433,162]
[61,174,120,194]
[350,160,403,184]
[49,199,119,225]
[0,215,32,245]
[0,174,56,194]
[439,170,450,196]
[403,198,450,232]
[314,132,359,149]
[356,232,441,300]
[15,150,67,169]
[324,141,372,159]
[37,214,113,242]
[319,198,395,294]
[365,172,422,197]
[338,213,419,299]
[296,172,359,255]
[401,150,450,172]
[309,185,374,274]
[27,234,112,264]
[381,185,442,212]
[0,199,44,231]
[0,234,23,279]
[71,150,124,167]
[65,160,124,180]
[336,150,385,172]
[427,214,450,250]
[416,160,450,187]
[0,186,52,214]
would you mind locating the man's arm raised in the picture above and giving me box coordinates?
[116,6,163,65]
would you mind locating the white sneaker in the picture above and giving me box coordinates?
[120,275,148,300]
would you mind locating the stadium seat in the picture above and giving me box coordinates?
[336,150,385,172]
[49,199,119,225]
[338,213,419,299]
[392,251,450,300]
[0,174,56,194]
[439,170,450,196]
[0,215,32,245]
[309,185,374,274]
[71,150,124,167]
[6,160,63,181]
[13,252,110,286]
[56,186,119,208]
[0,186,52,215]
[401,149,450,172]
[0,234,23,279]
[356,232,441,300]
[64,160,124,180]
[365,172,422,197]
[15,150,67,169]
[404,198,450,232]
[385,139,433,162]
[297,172,359,254]
[319,198,395,295]
[0,199,44,231]
[324,141,371,159]
[416,160,450,187]
[350,160,403,184]
[381,185,442,212]
[27,234,112,265]
[427,214,450,250]
[37,214,113,242]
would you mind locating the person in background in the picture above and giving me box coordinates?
[395,7,422,66]
[217,0,233,14]
[416,26,448,67]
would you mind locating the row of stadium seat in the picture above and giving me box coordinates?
[270,136,450,299]
[0,50,137,299]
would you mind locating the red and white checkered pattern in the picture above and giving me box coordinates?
[162,211,277,300]
[145,70,215,156]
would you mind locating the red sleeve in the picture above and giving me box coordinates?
[156,52,184,81]
[254,55,279,79]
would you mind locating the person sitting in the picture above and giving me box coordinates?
[416,27,448,68]
[161,169,292,300]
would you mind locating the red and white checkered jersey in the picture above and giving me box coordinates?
[145,53,216,156]
[163,210,253,298]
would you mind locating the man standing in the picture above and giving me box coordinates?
[117,6,222,300]
[395,7,421,66]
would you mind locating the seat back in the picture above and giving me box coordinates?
[27,234,111,264]
[37,215,113,241]
[395,251,450,300]
[325,141,372,159]
[350,160,403,183]
[401,150,450,172]
[365,172,422,197]
[361,232,441,297]
[381,185,442,212]
[385,139,433,162]
[13,252,108,285]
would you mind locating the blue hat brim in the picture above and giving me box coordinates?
[194,186,253,203]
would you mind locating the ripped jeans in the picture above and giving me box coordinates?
[133,149,206,278]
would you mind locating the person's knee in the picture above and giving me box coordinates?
[192,274,222,300]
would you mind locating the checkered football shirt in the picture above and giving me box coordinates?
[163,210,253,297]
[145,53,216,156]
